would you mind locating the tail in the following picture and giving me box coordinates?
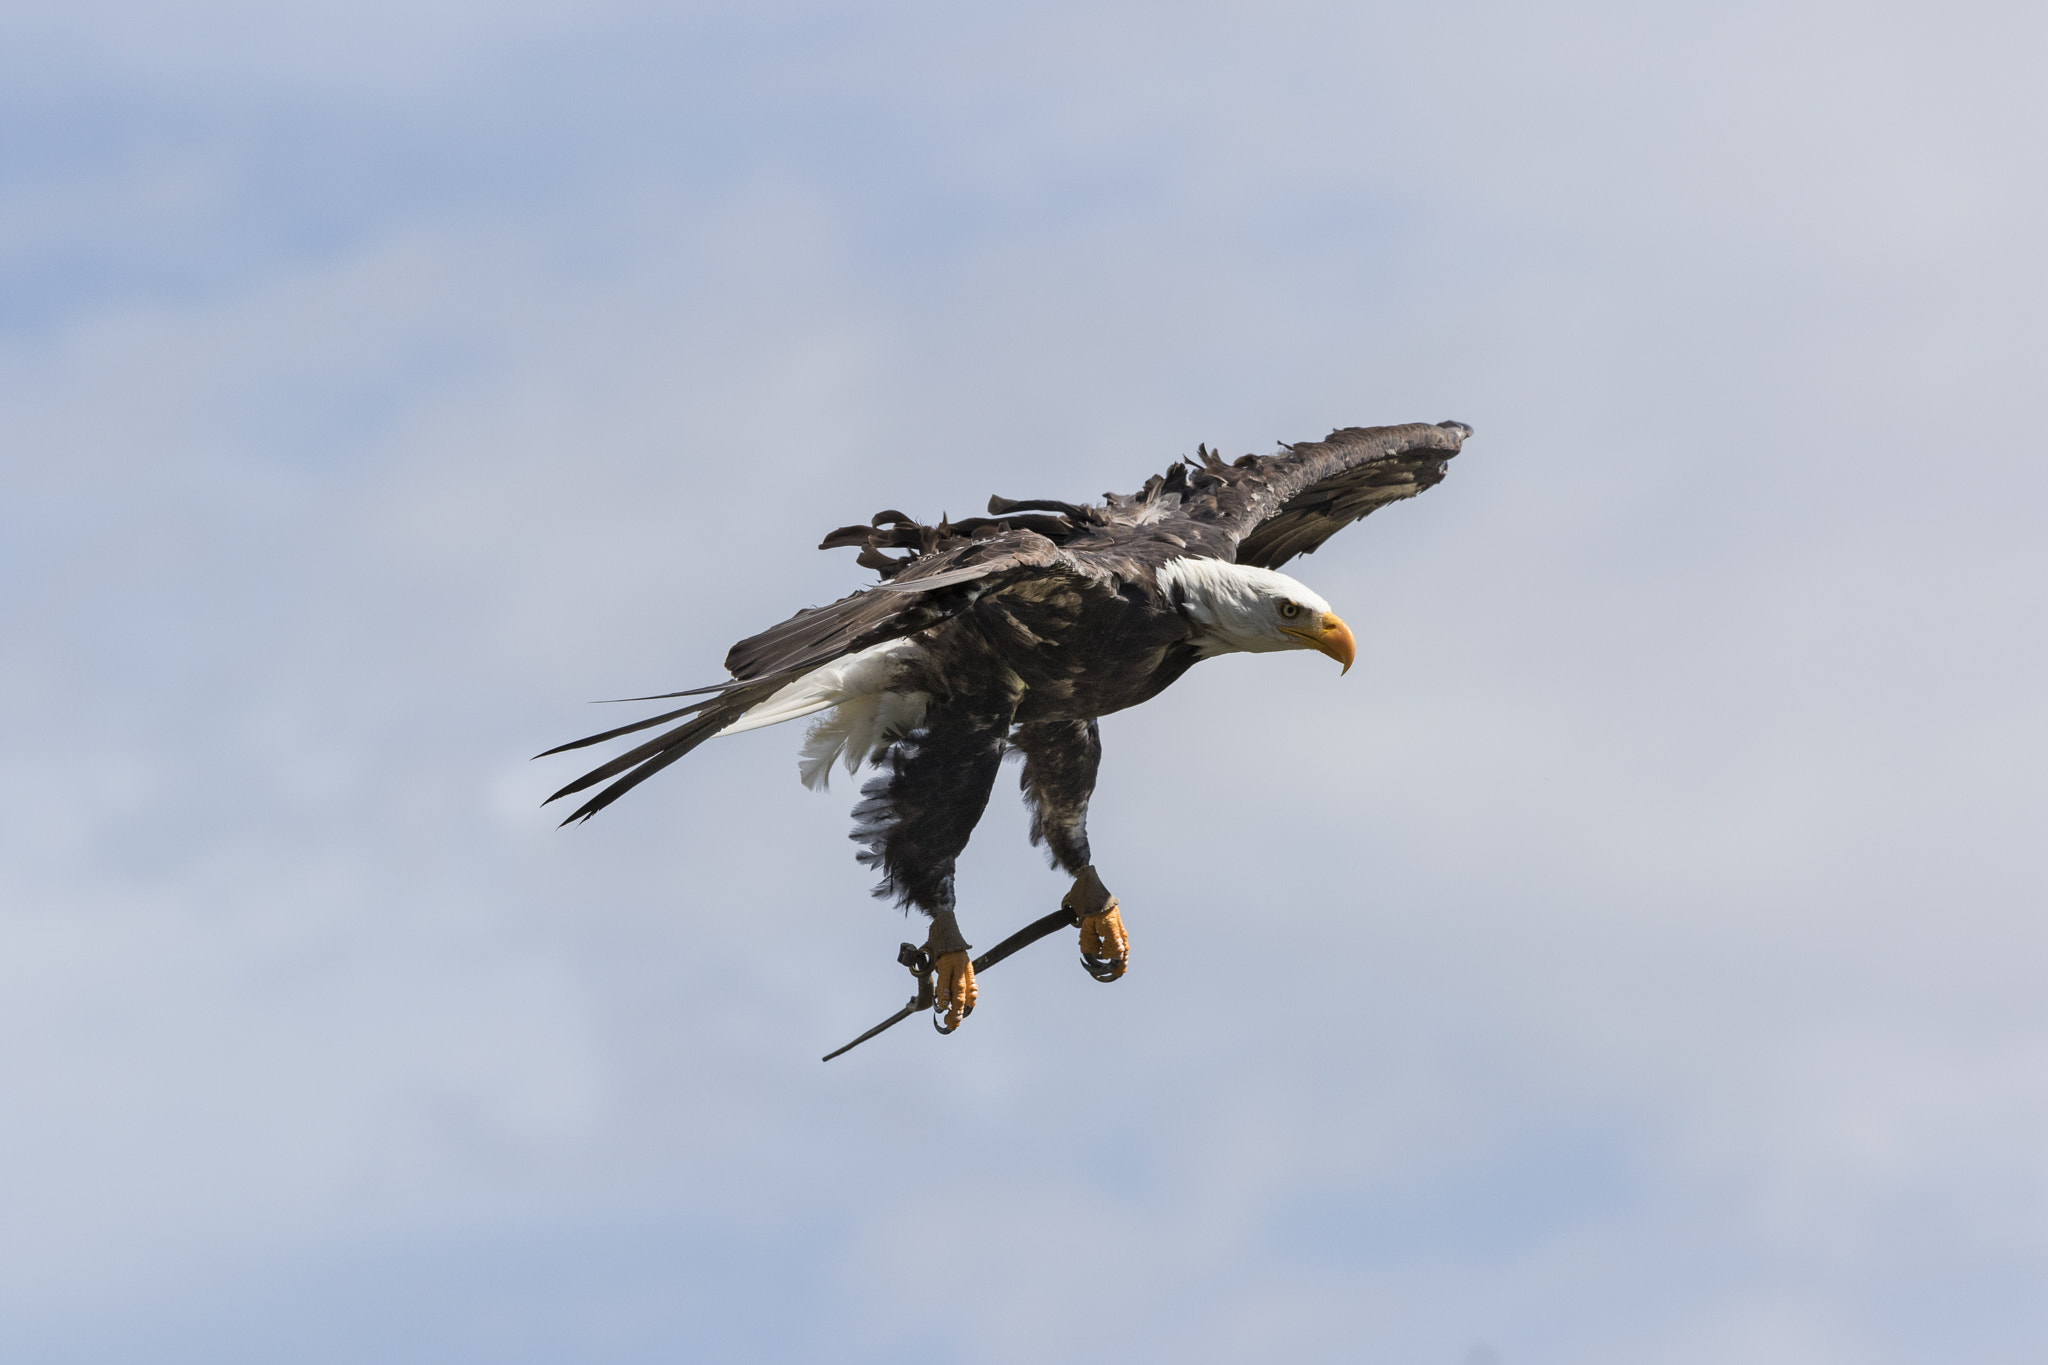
[535,679,783,826]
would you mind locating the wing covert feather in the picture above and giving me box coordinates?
[721,531,1064,682]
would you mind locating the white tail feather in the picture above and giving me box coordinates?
[712,639,930,789]
[798,709,856,790]
[797,690,929,790]
[715,639,915,738]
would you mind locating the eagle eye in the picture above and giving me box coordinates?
[1278,600,1303,620]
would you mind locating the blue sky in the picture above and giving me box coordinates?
[2,2,2045,1361]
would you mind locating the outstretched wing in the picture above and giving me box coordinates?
[537,530,1065,824]
[807,421,1468,582]
[1169,421,1471,569]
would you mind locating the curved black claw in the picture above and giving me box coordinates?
[932,999,974,1035]
[1079,952,1127,983]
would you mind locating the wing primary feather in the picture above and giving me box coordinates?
[594,681,741,703]
[533,702,709,760]
[545,682,779,809]
[872,563,998,592]
[553,684,777,824]
[558,736,705,824]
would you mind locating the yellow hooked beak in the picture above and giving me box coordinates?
[1283,611,1357,674]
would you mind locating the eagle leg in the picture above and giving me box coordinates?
[1014,723,1125,980]
[852,694,1015,1034]
[1064,866,1128,983]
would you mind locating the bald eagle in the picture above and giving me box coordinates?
[542,420,1469,1033]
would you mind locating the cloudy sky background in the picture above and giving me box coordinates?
[3,1,2044,1360]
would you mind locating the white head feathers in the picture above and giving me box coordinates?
[1155,557,1337,657]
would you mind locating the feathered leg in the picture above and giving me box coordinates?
[1014,719,1128,981]
[851,693,1016,1029]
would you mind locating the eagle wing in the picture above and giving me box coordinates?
[1144,420,1470,569]
[537,530,1066,824]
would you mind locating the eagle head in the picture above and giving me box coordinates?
[1157,558,1357,672]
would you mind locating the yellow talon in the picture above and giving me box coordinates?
[1076,900,1129,982]
[1078,901,1127,963]
[1063,868,1129,982]
[932,949,977,1030]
